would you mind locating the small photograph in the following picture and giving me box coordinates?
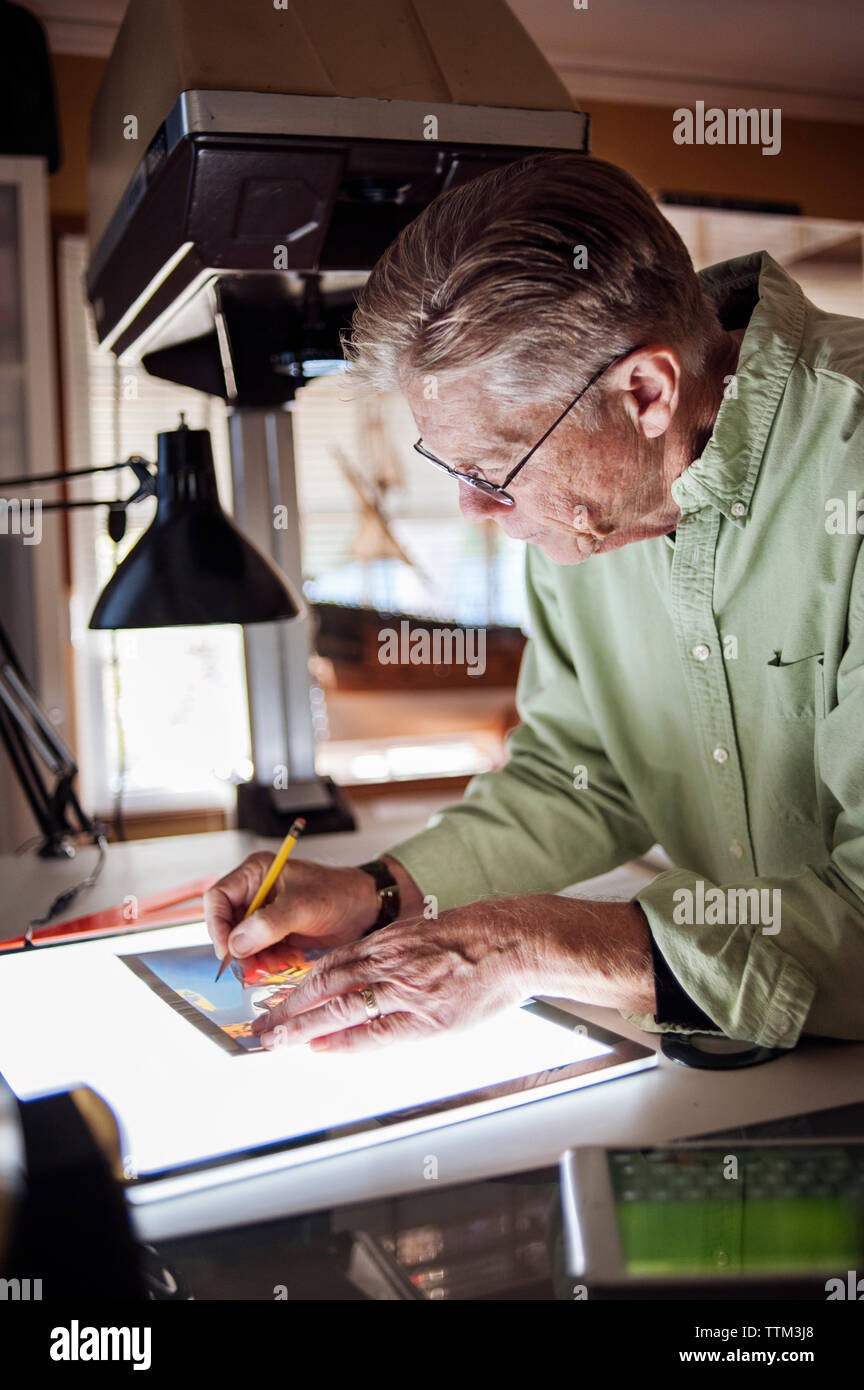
[121,941,327,1056]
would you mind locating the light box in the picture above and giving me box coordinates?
[0,923,655,1202]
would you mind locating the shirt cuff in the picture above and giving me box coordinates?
[649,931,717,1030]
[636,868,817,1047]
[383,819,495,912]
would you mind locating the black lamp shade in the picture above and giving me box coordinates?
[88,425,300,629]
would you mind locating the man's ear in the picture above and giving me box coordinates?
[619,347,680,439]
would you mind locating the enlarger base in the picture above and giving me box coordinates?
[236,776,356,837]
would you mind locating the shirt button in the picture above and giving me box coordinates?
[692,643,711,661]
[729,841,744,859]
[775,1013,793,1038]
[731,501,747,518]
[712,746,729,764]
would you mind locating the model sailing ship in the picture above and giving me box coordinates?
[310,398,525,691]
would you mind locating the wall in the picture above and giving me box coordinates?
[49,55,105,221]
[589,100,864,223]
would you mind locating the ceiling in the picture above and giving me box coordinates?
[509,0,864,123]
[28,0,864,123]
[27,0,126,55]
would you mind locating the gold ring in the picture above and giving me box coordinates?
[359,986,381,1021]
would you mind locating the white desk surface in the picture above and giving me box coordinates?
[2,808,863,1241]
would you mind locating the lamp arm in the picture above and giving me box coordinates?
[0,455,153,490]
[0,662,76,778]
[0,457,155,525]
[0,621,103,858]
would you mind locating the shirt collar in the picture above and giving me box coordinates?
[670,250,806,526]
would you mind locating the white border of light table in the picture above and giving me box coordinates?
[2,819,862,1243]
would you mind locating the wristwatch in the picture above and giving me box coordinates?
[357,859,401,935]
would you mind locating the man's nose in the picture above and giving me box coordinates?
[457,482,504,523]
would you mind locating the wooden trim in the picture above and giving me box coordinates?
[99,776,473,838]
[102,808,228,841]
[49,214,88,766]
[341,775,472,802]
[50,214,86,589]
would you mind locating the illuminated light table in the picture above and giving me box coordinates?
[2,817,863,1242]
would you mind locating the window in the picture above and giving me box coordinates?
[59,236,251,819]
[294,377,528,628]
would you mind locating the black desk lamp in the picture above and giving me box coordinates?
[89,419,300,628]
[0,418,300,866]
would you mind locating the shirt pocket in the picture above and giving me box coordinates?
[764,652,826,722]
[760,653,826,832]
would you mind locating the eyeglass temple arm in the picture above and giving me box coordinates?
[500,349,636,489]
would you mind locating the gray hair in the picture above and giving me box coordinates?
[342,153,723,421]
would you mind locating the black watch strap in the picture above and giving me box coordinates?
[357,859,401,935]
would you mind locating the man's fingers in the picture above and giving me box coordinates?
[203,854,272,956]
[311,1013,429,1052]
[254,984,399,1047]
[262,952,381,1015]
[226,904,296,958]
[203,884,236,957]
[258,1012,426,1053]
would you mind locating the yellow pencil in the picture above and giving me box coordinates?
[214,817,306,982]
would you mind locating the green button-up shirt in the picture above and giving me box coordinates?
[385,250,864,1050]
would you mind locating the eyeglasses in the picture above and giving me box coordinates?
[413,347,638,507]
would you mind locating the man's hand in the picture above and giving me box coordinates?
[204,851,425,965]
[204,855,370,963]
[251,894,656,1053]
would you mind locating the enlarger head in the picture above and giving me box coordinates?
[85,0,589,407]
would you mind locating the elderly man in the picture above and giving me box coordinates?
[206,153,864,1056]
